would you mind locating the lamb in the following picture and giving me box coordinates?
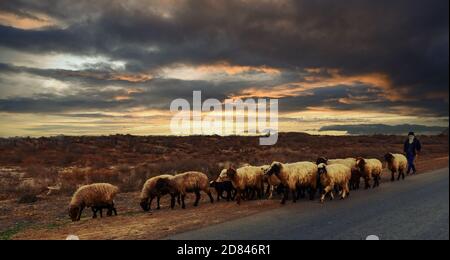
[317,163,351,203]
[265,161,318,204]
[68,183,119,222]
[356,158,383,189]
[225,165,266,205]
[210,180,236,201]
[316,157,361,190]
[155,171,214,209]
[140,174,174,211]
[384,153,408,181]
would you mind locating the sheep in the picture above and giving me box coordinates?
[265,161,318,204]
[264,174,282,199]
[316,157,361,190]
[356,158,383,189]
[317,163,351,203]
[68,183,119,222]
[384,153,408,181]
[210,180,236,201]
[155,171,214,209]
[140,174,174,211]
[225,165,266,205]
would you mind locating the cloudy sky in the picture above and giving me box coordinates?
[0,0,448,137]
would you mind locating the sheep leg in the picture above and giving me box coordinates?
[99,208,103,218]
[401,170,405,180]
[364,177,371,189]
[181,194,186,209]
[236,189,242,205]
[77,205,85,221]
[267,185,275,200]
[156,196,161,210]
[391,171,395,182]
[281,188,289,205]
[265,184,271,198]
[373,176,379,188]
[194,191,201,207]
[91,208,97,219]
[320,186,333,203]
[170,194,176,209]
[206,190,214,204]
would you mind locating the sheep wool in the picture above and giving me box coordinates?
[158,171,214,209]
[226,165,266,204]
[266,161,318,204]
[317,163,351,203]
[385,153,408,181]
[140,174,174,211]
[69,183,119,221]
[357,158,383,189]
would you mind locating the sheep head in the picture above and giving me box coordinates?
[316,157,328,165]
[266,162,282,177]
[226,168,237,179]
[68,206,80,222]
[140,198,150,212]
[317,163,327,176]
[356,158,366,171]
[384,153,395,163]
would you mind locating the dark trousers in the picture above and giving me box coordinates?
[407,153,416,174]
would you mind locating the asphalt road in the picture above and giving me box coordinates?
[169,168,449,240]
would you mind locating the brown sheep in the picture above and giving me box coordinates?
[155,171,214,209]
[140,174,174,211]
[69,183,119,222]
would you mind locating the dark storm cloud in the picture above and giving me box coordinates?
[0,0,448,117]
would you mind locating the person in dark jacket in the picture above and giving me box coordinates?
[404,132,422,175]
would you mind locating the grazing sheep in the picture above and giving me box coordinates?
[140,174,174,211]
[69,183,119,222]
[155,171,214,209]
[265,161,318,204]
[385,153,408,181]
[317,163,351,203]
[316,157,361,190]
[210,179,236,201]
[356,158,383,189]
[225,165,266,205]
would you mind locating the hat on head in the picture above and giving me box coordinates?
[408,132,415,136]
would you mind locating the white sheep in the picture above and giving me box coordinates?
[225,165,266,205]
[69,183,119,222]
[265,161,318,204]
[317,163,351,203]
[356,158,383,189]
[384,153,408,181]
[316,157,361,190]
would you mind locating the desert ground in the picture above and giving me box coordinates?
[0,133,448,240]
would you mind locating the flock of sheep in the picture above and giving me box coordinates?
[68,153,409,221]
